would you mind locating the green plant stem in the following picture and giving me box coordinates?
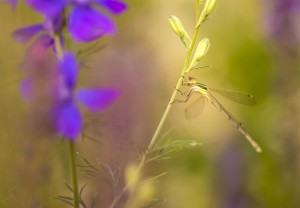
[69,141,79,208]
[109,3,204,208]
[54,35,79,208]
[146,4,201,155]
[54,35,63,59]
[146,1,202,155]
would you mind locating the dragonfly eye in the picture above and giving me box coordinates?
[187,77,197,85]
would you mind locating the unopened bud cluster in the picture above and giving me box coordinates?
[168,0,217,73]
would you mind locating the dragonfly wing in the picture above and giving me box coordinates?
[207,92,262,152]
[185,95,205,120]
[208,88,256,105]
[207,92,241,125]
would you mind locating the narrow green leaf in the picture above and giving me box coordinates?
[143,172,167,183]
[54,196,74,207]
[77,152,98,171]
[79,183,88,199]
[64,180,73,192]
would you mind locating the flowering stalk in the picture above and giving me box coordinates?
[110,1,216,207]
[54,34,79,208]
[146,0,214,155]
[7,0,127,207]
[146,0,208,161]
[145,22,198,155]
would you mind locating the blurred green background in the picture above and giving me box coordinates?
[1,0,300,207]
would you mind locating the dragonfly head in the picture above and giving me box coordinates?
[187,77,197,86]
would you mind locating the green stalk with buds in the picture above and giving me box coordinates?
[146,0,216,153]
[109,1,217,207]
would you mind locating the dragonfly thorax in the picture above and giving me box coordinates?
[187,77,208,90]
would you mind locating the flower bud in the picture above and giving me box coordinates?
[206,0,217,16]
[169,15,191,48]
[169,15,185,38]
[196,0,217,27]
[187,38,210,72]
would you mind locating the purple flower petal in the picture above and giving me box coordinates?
[59,52,78,89]
[68,6,117,42]
[12,24,44,43]
[26,0,67,16]
[96,0,127,15]
[76,88,120,112]
[56,102,82,140]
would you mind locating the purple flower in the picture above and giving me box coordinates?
[20,50,120,140]
[68,0,127,42]
[24,0,127,42]
[12,14,64,44]
[54,52,120,140]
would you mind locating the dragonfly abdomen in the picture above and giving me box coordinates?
[237,126,262,153]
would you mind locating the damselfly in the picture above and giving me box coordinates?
[174,77,261,153]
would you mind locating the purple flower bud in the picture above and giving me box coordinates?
[56,101,82,140]
[59,52,78,90]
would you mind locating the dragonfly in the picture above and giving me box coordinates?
[174,76,262,153]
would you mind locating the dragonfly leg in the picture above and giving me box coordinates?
[181,75,187,86]
[175,88,187,96]
[185,88,195,97]
[171,89,195,104]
